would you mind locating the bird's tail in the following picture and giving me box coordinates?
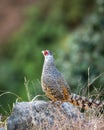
[68,93,104,110]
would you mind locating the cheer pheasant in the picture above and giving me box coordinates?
[41,50,104,110]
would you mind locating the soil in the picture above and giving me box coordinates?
[0,0,37,43]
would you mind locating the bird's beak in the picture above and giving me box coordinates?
[41,50,44,54]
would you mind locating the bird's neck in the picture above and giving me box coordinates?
[44,58,54,67]
[44,56,54,65]
[43,56,55,72]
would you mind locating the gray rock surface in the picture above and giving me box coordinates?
[6,101,83,130]
[0,128,5,130]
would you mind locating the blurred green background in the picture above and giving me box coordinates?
[0,0,104,115]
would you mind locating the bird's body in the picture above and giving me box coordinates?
[41,50,104,110]
[41,59,71,102]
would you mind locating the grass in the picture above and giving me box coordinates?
[0,72,104,130]
[22,100,104,130]
[0,104,104,130]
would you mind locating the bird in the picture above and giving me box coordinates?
[41,50,104,110]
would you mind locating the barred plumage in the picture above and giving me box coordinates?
[41,50,104,110]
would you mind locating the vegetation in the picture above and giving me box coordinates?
[0,0,103,119]
[56,0,104,98]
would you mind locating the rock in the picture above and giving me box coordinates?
[0,128,5,130]
[7,100,83,130]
